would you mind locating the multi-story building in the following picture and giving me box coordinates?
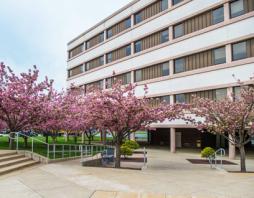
[66,0,254,158]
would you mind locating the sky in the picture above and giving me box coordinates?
[0,0,132,90]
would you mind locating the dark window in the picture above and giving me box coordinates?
[174,23,184,38]
[175,94,185,103]
[174,58,185,73]
[233,86,241,101]
[135,70,142,82]
[161,96,170,103]
[161,30,169,43]
[212,6,224,24]
[107,29,113,39]
[99,32,104,43]
[215,88,227,101]
[230,0,245,18]
[232,41,247,61]
[134,12,142,24]
[213,47,226,64]
[172,0,183,5]
[162,62,169,76]
[86,41,90,50]
[99,56,104,65]
[107,53,113,63]
[161,0,168,11]
[126,45,132,56]
[135,41,142,53]
[125,18,131,29]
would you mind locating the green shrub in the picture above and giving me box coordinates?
[123,140,139,150]
[120,145,133,158]
[201,147,215,158]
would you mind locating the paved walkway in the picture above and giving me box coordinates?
[0,149,253,198]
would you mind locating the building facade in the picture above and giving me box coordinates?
[66,0,254,158]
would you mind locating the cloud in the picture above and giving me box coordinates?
[0,0,132,90]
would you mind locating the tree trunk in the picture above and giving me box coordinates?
[88,136,91,145]
[45,135,49,143]
[9,132,15,150]
[239,145,247,172]
[74,135,77,144]
[115,141,121,168]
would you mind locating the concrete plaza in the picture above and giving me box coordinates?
[0,149,253,198]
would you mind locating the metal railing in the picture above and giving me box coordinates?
[208,148,226,169]
[7,132,113,160]
[143,147,148,169]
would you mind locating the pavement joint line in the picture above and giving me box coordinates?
[17,177,44,198]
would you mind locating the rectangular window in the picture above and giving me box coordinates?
[173,23,184,38]
[230,0,245,18]
[212,6,224,24]
[126,45,132,56]
[213,47,226,64]
[161,29,169,43]
[215,88,227,101]
[161,96,170,103]
[68,44,83,59]
[86,32,104,50]
[135,41,142,53]
[107,29,113,39]
[172,0,183,5]
[233,86,241,101]
[99,32,104,43]
[161,0,168,11]
[86,56,104,71]
[68,64,84,77]
[162,62,169,76]
[125,18,131,29]
[175,94,185,103]
[135,70,142,82]
[232,41,247,60]
[134,12,142,24]
[106,53,113,63]
[174,58,185,73]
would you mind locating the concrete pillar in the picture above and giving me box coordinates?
[131,70,135,83]
[168,26,173,41]
[131,42,135,55]
[104,54,107,65]
[226,44,232,63]
[104,30,107,41]
[224,2,230,22]
[168,0,172,8]
[169,60,174,76]
[170,128,176,153]
[229,134,236,159]
[131,14,135,26]
[130,132,135,141]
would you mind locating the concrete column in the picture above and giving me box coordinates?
[131,14,135,26]
[131,42,135,55]
[131,70,135,83]
[226,44,232,63]
[224,2,230,22]
[170,128,176,153]
[103,79,106,90]
[168,0,172,8]
[130,132,135,141]
[169,60,174,76]
[104,30,107,41]
[229,134,236,159]
[103,54,107,65]
[227,87,233,100]
[168,26,173,41]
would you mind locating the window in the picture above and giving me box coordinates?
[230,0,245,18]
[161,0,168,11]
[175,94,185,103]
[232,41,247,61]
[126,73,131,84]
[212,7,224,24]
[86,41,90,50]
[106,78,112,89]
[135,41,142,53]
[233,86,241,100]
[99,32,104,43]
[134,12,142,24]
[162,62,169,76]
[172,0,183,5]
[213,47,226,64]
[135,70,142,82]
[174,23,184,38]
[161,30,169,43]
[174,58,185,73]
[215,88,227,101]
[99,56,104,66]
[107,53,113,63]
[126,45,132,56]
[161,96,170,103]
[107,29,113,39]
[125,18,131,29]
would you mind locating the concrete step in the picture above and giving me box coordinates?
[0,154,25,163]
[0,157,31,169]
[0,160,39,175]
[0,151,17,158]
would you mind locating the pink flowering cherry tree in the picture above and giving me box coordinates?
[189,83,254,172]
[85,82,179,168]
[0,63,54,149]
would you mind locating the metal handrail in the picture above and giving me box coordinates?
[208,148,225,169]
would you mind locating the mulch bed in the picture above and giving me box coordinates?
[121,157,146,163]
[133,151,147,154]
[187,159,237,165]
[228,171,254,173]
